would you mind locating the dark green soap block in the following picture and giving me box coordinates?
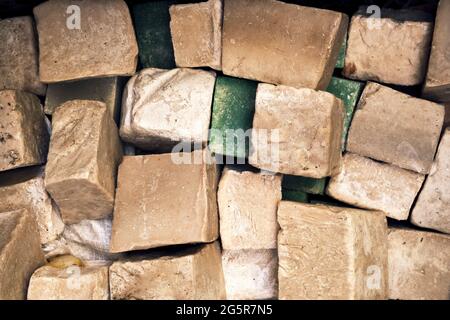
[132,1,176,69]
[209,76,258,159]
[282,189,309,203]
[326,77,364,150]
[282,175,327,195]
[335,32,347,69]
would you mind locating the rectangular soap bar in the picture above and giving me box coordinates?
[278,202,388,300]
[209,76,257,159]
[133,0,176,69]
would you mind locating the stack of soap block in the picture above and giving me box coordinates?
[0,0,449,301]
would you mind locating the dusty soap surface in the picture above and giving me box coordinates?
[45,100,123,225]
[33,0,138,82]
[109,242,226,300]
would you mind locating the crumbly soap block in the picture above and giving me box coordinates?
[0,17,46,95]
[222,0,348,90]
[327,153,425,221]
[423,0,450,102]
[326,77,364,150]
[132,0,176,69]
[411,129,450,233]
[249,84,344,178]
[209,76,257,158]
[278,202,388,300]
[27,264,109,300]
[170,0,222,70]
[110,150,219,253]
[110,242,226,300]
[347,82,445,174]
[120,68,216,151]
[0,166,64,244]
[0,90,49,172]
[344,7,433,86]
[33,0,138,82]
[45,100,123,225]
[44,77,126,121]
[388,228,450,300]
[0,209,45,300]
[218,168,281,250]
[222,249,277,300]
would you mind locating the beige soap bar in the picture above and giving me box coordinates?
[110,242,226,300]
[0,90,49,172]
[0,166,64,244]
[33,0,138,83]
[327,153,425,220]
[28,264,109,300]
[222,0,348,90]
[344,7,433,86]
[170,0,222,70]
[0,17,46,96]
[388,228,450,300]
[423,0,450,102]
[222,249,277,300]
[45,100,123,225]
[347,82,444,174]
[249,83,344,178]
[120,68,216,151]
[278,202,388,300]
[110,150,219,253]
[218,168,281,250]
[411,129,450,234]
[0,209,45,300]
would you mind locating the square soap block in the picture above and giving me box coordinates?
[110,150,219,253]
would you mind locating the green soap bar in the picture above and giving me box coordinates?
[44,76,127,122]
[335,32,347,69]
[209,76,258,159]
[326,77,364,151]
[132,1,176,69]
[282,189,309,203]
[282,175,327,195]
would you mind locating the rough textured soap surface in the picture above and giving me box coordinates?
[0,209,45,300]
[327,153,425,220]
[222,0,348,90]
[44,77,126,122]
[133,0,176,69]
[0,90,49,172]
[326,77,364,150]
[222,249,277,300]
[120,68,216,151]
[27,265,109,300]
[110,150,219,253]
[411,129,450,233]
[249,84,344,178]
[45,100,123,225]
[209,76,257,158]
[110,242,226,300]
[170,0,222,70]
[344,7,433,86]
[423,0,450,102]
[33,0,138,82]
[278,202,388,300]
[0,17,46,96]
[388,228,450,300]
[347,82,445,174]
[218,168,281,250]
[0,166,64,244]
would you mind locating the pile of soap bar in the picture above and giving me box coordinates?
[0,0,449,300]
